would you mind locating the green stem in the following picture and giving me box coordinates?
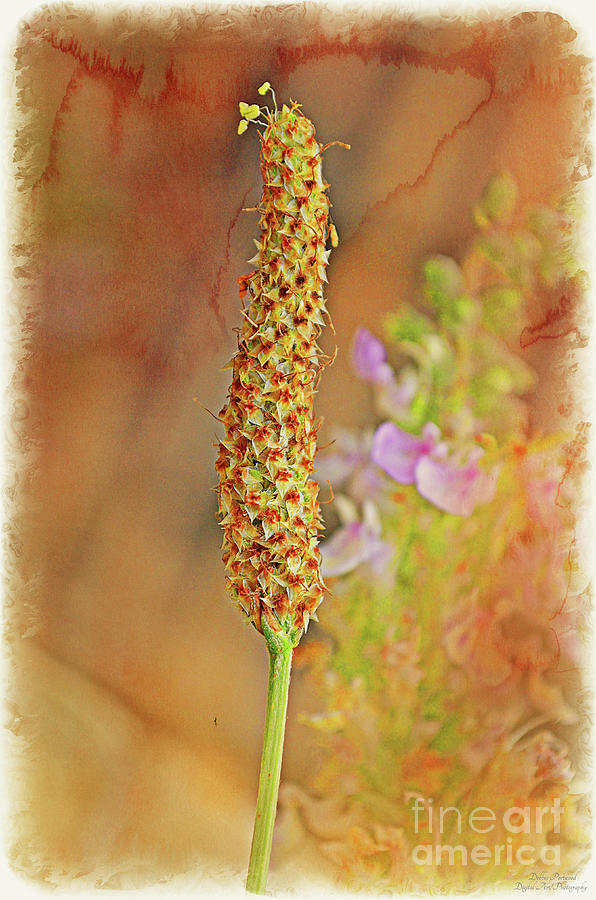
[246,640,293,894]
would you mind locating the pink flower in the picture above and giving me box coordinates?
[320,520,393,579]
[415,447,498,516]
[375,372,418,420]
[371,422,441,484]
[352,327,394,384]
[320,499,393,584]
[442,592,577,723]
[523,730,573,784]
[371,421,497,516]
[315,429,384,503]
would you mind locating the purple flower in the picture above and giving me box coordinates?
[315,429,384,504]
[352,327,394,384]
[375,371,418,420]
[371,421,441,484]
[320,521,393,579]
[320,499,393,583]
[415,448,497,516]
[371,421,497,516]
[315,429,370,487]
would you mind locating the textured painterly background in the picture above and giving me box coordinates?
[5,3,593,892]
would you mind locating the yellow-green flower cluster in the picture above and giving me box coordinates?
[217,88,338,647]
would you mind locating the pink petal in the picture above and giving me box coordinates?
[320,521,392,579]
[352,327,393,384]
[315,430,369,487]
[320,522,372,577]
[415,452,497,516]
[375,373,418,419]
[371,421,440,484]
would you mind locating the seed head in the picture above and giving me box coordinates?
[218,87,344,647]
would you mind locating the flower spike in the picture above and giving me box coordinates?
[219,87,348,646]
[217,83,348,895]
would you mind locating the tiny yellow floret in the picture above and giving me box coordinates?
[239,101,260,120]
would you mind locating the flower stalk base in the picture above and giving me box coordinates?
[246,624,293,894]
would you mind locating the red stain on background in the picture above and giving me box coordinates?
[520,288,588,349]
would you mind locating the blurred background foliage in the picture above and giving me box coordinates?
[278,175,591,891]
